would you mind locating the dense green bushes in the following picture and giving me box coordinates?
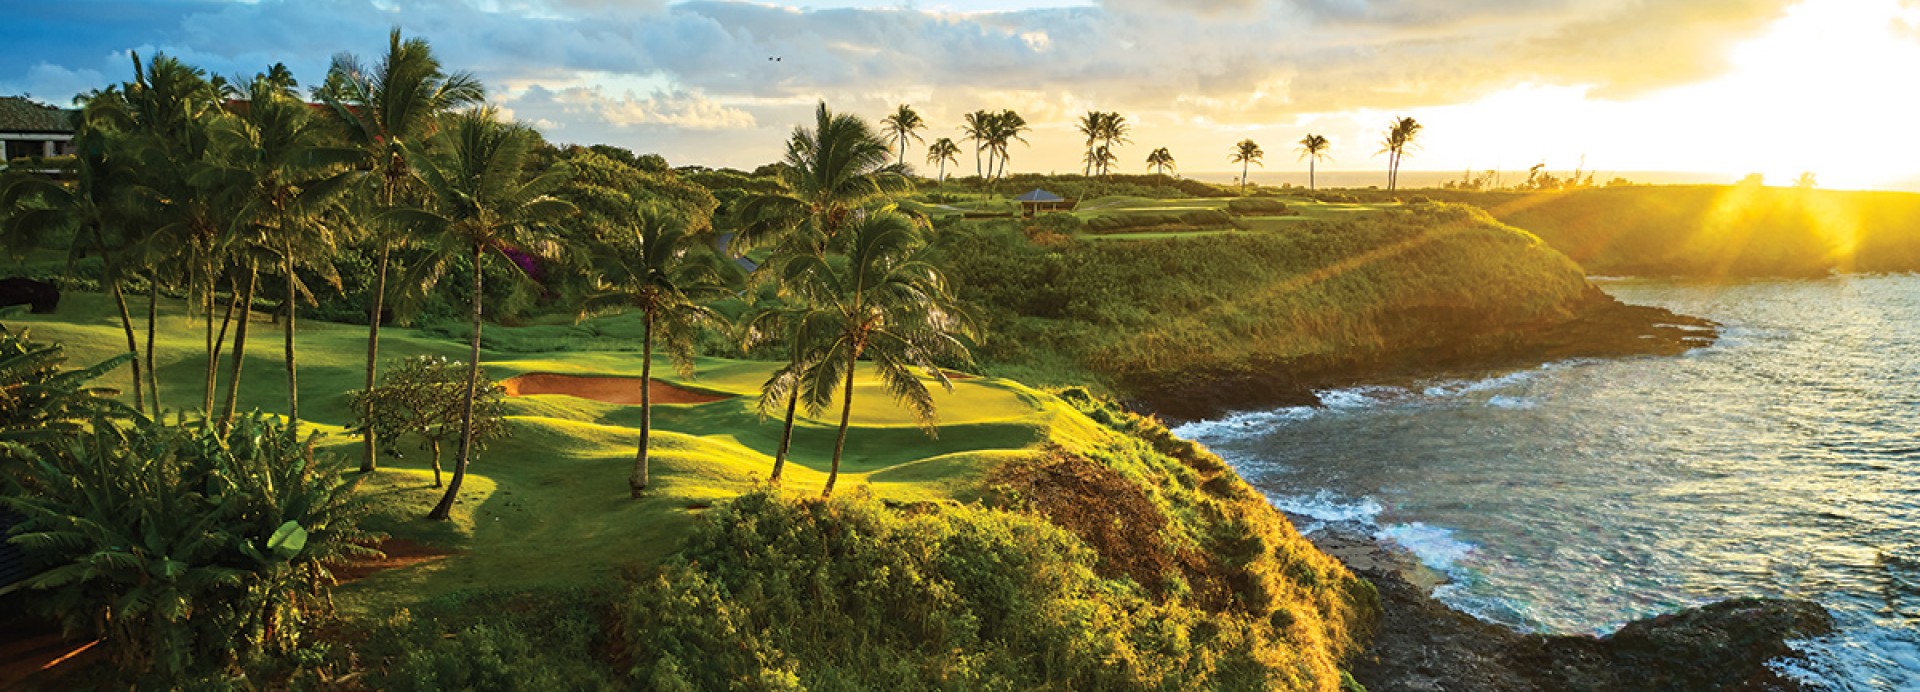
[3,413,374,682]
[1227,197,1293,215]
[355,589,617,691]
[617,488,1367,690]
[1084,208,1234,233]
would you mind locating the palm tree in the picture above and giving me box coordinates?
[1145,147,1176,176]
[323,28,485,472]
[985,110,1029,181]
[1076,112,1103,176]
[733,101,905,252]
[579,205,730,498]
[783,210,974,497]
[925,137,959,182]
[203,75,362,434]
[879,104,926,169]
[1,98,146,413]
[1083,145,1116,180]
[741,301,813,487]
[387,109,575,521]
[1297,134,1330,191]
[1096,112,1130,176]
[1231,139,1264,193]
[1380,117,1422,192]
[961,110,990,179]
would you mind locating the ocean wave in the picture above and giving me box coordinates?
[1268,490,1382,533]
[1378,521,1477,572]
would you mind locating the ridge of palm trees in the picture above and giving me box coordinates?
[1145,147,1176,176]
[1297,134,1331,191]
[984,110,1029,181]
[1380,116,1422,192]
[322,28,485,472]
[1230,139,1264,193]
[926,137,959,182]
[578,204,731,499]
[385,108,575,521]
[879,104,926,169]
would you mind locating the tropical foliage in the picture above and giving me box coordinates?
[350,355,508,488]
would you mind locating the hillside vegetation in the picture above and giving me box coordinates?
[938,202,1600,414]
[1438,185,1920,276]
[5,296,1375,689]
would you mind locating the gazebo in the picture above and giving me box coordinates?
[1015,188,1071,216]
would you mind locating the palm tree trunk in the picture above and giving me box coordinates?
[362,244,390,472]
[770,382,799,486]
[204,275,216,414]
[144,279,160,416]
[282,246,299,436]
[1310,158,1317,191]
[823,350,857,498]
[1242,161,1250,193]
[209,279,238,414]
[974,144,982,178]
[630,309,654,499]
[220,263,258,432]
[430,439,442,488]
[429,243,485,522]
[109,281,144,414]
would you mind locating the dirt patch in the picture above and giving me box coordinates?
[502,373,731,406]
[940,370,976,380]
[334,538,458,583]
[988,447,1228,608]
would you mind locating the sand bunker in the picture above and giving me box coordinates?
[501,372,732,406]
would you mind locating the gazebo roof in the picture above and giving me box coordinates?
[1015,188,1064,203]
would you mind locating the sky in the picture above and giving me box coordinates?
[5,0,1920,190]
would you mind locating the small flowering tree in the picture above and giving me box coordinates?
[350,356,509,488]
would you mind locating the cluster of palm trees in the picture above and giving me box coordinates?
[874,103,1419,192]
[0,35,974,517]
[1076,111,1132,177]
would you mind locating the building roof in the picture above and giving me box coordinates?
[0,97,77,134]
[1015,188,1064,203]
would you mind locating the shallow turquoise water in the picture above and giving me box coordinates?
[1175,276,1920,690]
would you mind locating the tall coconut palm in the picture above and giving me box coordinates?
[323,28,485,472]
[985,110,1029,181]
[1297,133,1330,191]
[1145,147,1176,176]
[926,137,959,182]
[1231,139,1264,193]
[960,110,990,179]
[579,204,730,498]
[783,210,973,497]
[387,109,574,521]
[1083,145,1116,180]
[1089,111,1131,177]
[879,104,926,169]
[202,75,362,434]
[732,101,905,253]
[1,99,145,412]
[1379,117,1421,192]
[742,300,814,487]
[1076,111,1104,176]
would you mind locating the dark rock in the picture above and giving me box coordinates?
[1314,526,1835,692]
[0,278,60,314]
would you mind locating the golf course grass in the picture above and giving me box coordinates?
[5,291,1114,616]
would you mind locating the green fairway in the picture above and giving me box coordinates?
[4,292,1104,614]
[1060,194,1398,237]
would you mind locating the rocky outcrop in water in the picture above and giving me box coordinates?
[1311,527,1835,692]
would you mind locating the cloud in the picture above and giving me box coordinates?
[0,0,1802,166]
[505,85,758,131]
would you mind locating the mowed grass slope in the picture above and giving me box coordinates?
[5,292,1107,614]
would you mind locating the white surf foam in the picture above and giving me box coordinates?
[1377,521,1477,572]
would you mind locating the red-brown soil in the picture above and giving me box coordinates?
[501,373,731,406]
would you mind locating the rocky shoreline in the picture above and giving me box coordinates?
[1309,524,1834,691]
[1144,291,1836,689]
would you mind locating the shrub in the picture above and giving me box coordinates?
[350,356,510,487]
[356,589,617,691]
[618,491,1341,690]
[2,414,376,682]
[1227,197,1292,215]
